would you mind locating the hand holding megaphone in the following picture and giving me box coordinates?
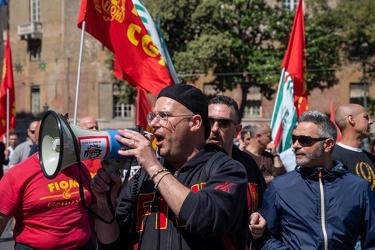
[113,128,161,178]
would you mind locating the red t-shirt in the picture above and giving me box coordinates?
[83,159,102,178]
[0,154,94,249]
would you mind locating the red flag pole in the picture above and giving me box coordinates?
[6,88,9,147]
[1,30,16,144]
[73,21,86,125]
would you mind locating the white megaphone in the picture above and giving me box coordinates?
[39,110,134,179]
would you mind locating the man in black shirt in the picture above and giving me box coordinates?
[207,95,267,240]
[332,103,375,197]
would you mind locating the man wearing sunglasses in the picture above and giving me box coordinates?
[92,84,249,249]
[9,120,39,168]
[332,104,375,197]
[207,95,268,242]
[259,110,375,249]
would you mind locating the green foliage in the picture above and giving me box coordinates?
[144,0,340,120]
[104,51,137,105]
[305,0,375,61]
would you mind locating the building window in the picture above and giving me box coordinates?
[243,100,262,118]
[350,82,369,105]
[282,0,298,11]
[30,0,40,22]
[31,86,40,117]
[113,96,134,118]
[28,39,41,61]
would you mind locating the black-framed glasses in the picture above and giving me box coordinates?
[146,111,193,126]
[208,117,237,129]
[292,135,328,147]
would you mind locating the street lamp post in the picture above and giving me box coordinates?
[360,42,369,111]
[363,61,367,111]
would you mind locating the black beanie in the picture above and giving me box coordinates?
[157,84,211,140]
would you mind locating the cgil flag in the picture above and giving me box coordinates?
[77,0,173,96]
[0,30,16,135]
[270,0,308,153]
[113,0,179,85]
[131,0,179,84]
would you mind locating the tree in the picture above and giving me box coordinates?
[305,0,375,60]
[305,0,375,114]
[145,0,340,120]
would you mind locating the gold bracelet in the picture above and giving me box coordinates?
[154,172,171,190]
[150,168,169,181]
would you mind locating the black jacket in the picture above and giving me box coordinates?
[232,145,267,212]
[100,144,249,250]
[0,142,7,179]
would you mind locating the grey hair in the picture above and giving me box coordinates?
[299,110,337,142]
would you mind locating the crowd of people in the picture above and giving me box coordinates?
[0,84,375,249]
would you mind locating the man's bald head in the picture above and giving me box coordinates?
[28,121,39,143]
[79,117,98,130]
[335,104,363,131]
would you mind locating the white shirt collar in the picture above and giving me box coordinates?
[337,142,362,152]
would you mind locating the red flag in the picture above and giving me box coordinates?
[330,102,342,142]
[113,55,125,80]
[0,30,16,135]
[136,89,153,132]
[77,0,173,96]
[281,0,308,117]
[136,89,157,148]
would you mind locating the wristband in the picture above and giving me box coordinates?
[150,168,169,181]
[272,153,280,158]
[154,172,171,190]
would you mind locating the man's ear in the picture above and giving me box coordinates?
[235,124,242,139]
[348,115,355,126]
[325,138,336,152]
[190,114,202,132]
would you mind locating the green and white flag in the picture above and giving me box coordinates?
[270,69,298,153]
[270,0,308,153]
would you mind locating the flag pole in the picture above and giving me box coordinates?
[6,88,9,147]
[73,21,86,126]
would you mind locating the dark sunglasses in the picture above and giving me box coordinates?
[208,118,237,129]
[29,130,35,134]
[292,135,328,147]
